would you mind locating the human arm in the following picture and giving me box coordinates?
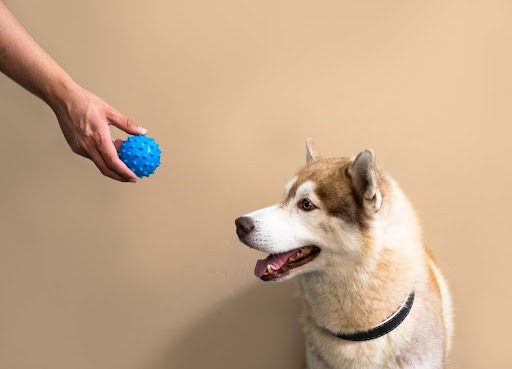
[0,1,146,182]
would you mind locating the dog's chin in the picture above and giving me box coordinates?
[261,272,296,283]
[254,246,321,282]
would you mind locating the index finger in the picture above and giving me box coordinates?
[97,136,138,182]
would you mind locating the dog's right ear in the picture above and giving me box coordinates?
[306,138,320,163]
[347,149,382,213]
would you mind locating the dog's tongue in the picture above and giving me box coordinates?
[254,250,298,278]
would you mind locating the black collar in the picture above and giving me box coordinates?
[322,291,415,342]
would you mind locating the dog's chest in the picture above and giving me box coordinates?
[305,333,400,369]
[304,322,444,369]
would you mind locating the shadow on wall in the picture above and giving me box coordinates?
[153,282,306,369]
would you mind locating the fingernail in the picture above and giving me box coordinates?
[139,127,148,134]
[130,178,137,183]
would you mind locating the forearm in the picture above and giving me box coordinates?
[0,1,78,110]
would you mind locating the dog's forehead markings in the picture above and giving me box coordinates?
[281,158,351,205]
[295,181,315,199]
[282,177,303,203]
[284,176,298,197]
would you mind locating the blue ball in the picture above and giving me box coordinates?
[118,135,161,178]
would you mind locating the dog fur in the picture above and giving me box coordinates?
[235,140,453,369]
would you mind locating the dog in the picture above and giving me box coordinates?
[235,139,453,369]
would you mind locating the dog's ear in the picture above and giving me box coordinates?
[347,149,382,212]
[306,138,320,163]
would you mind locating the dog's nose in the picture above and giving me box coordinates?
[235,216,254,238]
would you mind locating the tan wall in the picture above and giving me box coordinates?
[1,1,511,368]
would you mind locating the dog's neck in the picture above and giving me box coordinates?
[298,246,419,335]
[298,179,424,335]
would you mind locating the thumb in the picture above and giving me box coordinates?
[113,139,123,151]
[107,108,147,135]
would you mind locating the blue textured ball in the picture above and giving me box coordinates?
[118,135,161,178]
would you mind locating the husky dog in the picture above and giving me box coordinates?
[235,140,453,369]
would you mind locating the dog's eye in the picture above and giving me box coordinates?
[300,199,315,211]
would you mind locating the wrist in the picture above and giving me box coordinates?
[43,74,82,113]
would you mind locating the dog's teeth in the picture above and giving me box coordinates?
[267,265,274,274]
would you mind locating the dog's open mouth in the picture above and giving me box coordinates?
[254,246,320,281]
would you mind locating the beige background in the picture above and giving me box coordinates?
[1,1,511,368]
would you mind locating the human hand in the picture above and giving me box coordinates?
[51,84,147,182]
[0,2,146,182]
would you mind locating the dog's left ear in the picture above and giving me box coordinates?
[306,138,320,163]
[347,149,382,213]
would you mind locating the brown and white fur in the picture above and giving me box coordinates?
[235,140,453,369]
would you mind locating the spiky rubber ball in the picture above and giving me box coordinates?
[118,135,161,178]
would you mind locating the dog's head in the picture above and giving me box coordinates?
[235,139,391,282]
